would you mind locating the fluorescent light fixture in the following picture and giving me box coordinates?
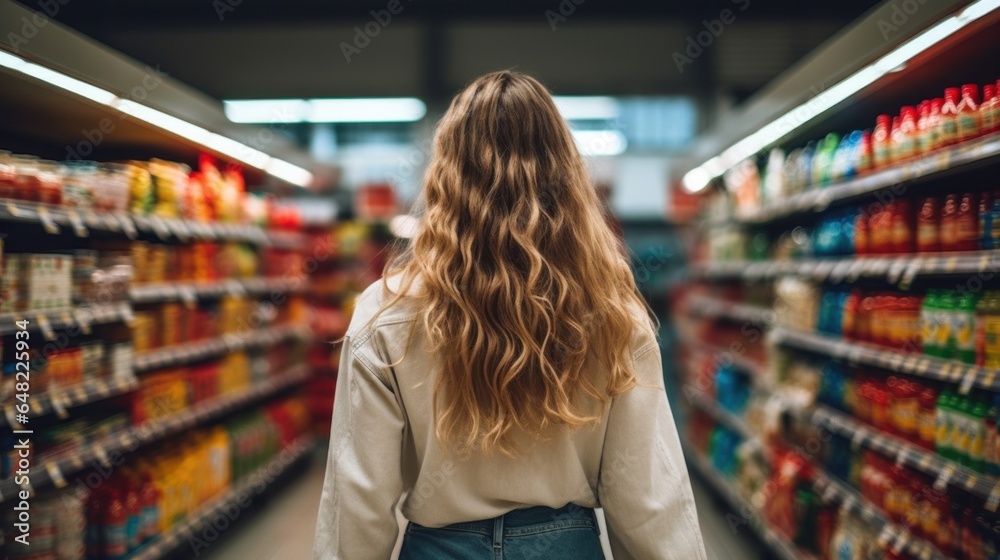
[388,214,420,239]
[681,0,1000,193]
[553,96,620,121]
[0,49,313,187]
[572,130,628,156]
[224,98,427,123]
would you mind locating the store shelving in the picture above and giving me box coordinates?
[127,435,315,560]
[0,302,132,336]
[130,276,307,304]
[716,132,1000,226]
[810,470,947,560]
[681,442,812,560]
[685,294,774,325]
[3,376,139,428]
[693,250,1000,286]
[771,327,1000,394]
[686,380,954,560]
[812,404,1000,512]
[0,363,311,502]
[133,324,308,373]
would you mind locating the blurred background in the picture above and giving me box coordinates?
[1,0,999,558]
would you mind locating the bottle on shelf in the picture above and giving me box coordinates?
[956,84,981,142]
[940,87,961,147]
[916,196,940,253]
[873,115,892,167]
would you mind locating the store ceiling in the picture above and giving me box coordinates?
[18,0,881,106]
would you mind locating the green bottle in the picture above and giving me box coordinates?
[939,291,958,360]
[969,396,989,473]
[936,389,957,460]
[956,293,978,364]
[955,394,975,468]
[922,290,941,357]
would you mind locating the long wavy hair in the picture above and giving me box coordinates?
[381,71,653,456]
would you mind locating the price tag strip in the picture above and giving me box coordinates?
[36,314,56,341]
[36,205,60,234]
[66,208,89,237]
[959,367,979,394]
[933,464,956,492]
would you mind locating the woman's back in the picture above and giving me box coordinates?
[312,71,707,559]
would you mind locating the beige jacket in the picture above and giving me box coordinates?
[312,281,707,559]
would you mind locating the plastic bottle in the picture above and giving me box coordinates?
[855,210,870,255]
[983,84,997,134]
[813,132,840,185]
[896,106,918,161]
[954,394,975,467]
[936,388,957,460]
[921,290,941,357]
[940,87,961,147]
[938,291,958,360]
[918,383,939,450]
[957,84,981,142]
[873,115,892,167]
[929,98,944,150]
[123,478,142,552]
[987,394,1000,476]
[956,192,978,251]
[979,191,994,250]
[940,193,959,252]
[102,488,128,560]
[916,100,933,155]
[969,395,989,473]
[891,198,914,254]
[916,196,940,253]
[955,292,978,364]
[871,204,893,255]
[857,130,874,173]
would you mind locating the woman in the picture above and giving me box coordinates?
[312,71,706,560]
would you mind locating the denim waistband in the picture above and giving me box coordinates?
[410,504,598,536]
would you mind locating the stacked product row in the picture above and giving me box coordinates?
[2,397,309,560]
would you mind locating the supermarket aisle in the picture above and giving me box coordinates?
[199,454,327,560]
[689,474,764,560]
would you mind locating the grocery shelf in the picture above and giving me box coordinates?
[0,198,307,246]
[677,333,769,381]
[692,250,1000,287]
[684,385,759,444]
[128,435,315,560]
[133,324,308,373]
[130,277,307,304]
[2,375,139,428]
[731,132,1000,225]
[771,327,1000,394]
[811,469,947,560]
[685,294,774,326]
[0,302,132,336]
[0,363,311,502]
[682,442,813,560]
[812,404,1000,512]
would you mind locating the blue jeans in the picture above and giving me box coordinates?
[399,503,606,560]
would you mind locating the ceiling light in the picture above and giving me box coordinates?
[0,49,313,187]
[682,0,1000,193]
[553,96,620,121]
[572,130,628,157]
[224,98,428,123]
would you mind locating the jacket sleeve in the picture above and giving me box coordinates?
[313,335,405,560]
[598,341,708,560]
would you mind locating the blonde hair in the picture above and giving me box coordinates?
[382,71,652,456]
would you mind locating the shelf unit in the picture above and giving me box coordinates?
[0,302,132,336]
[0,363,311,502]
[681,441,813,560]
[133,324,308,373]
[692,250,1000,286]
[126,435,315,560]
[130,277,307,304]
[684,381,950,560]
[685,294,774,326]
[705,132,1000,226]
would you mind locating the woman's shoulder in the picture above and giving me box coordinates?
[347,276,422,339]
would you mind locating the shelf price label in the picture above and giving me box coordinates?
[36,206,60,234]
[933,464,956,492]
[66,209,89,237]
[959,367,978,394]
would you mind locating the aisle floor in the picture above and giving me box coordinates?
[199,453,759,560]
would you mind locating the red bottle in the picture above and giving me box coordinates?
[857,129,874,173]
[940,193,960,251]
[918,384,938,449]
[916,100,933,155]
[891,198,914,254]
[916,196,940,253]
[123,478,142,552]
[873,114,892,167]
[940,87,961,146]
[896,106,918,161]
[929,98,944,150]
[956,192,978,251]
[855,211,870,255]
[870,204,893,254]
[103,488,128,560]
[957,84,981,142]
[983,84,997,134]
